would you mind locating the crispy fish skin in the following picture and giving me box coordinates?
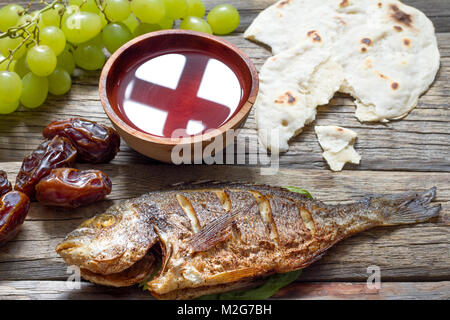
[56,184,441,299]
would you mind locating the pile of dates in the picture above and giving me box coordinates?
[1,118,120,246]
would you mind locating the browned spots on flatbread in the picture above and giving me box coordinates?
[277,0,291,8]
[391,82,399,90]
[376,72,389,80]
[339,0,349,8]
[378,2,383,8]
[365,59,373,68]
[281,120,289,127]
[307,30,321,42]
[337,127,344,132]
[394,25,403,32]
[403,38,410,46]
[286,92,296,104]
[361,38,372,46]
[389,4,413,27]
[336,16,347,25]
[361,47,367,53]
[275,91,297,105]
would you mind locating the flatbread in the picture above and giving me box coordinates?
[315,126,361,171]
[245,0,440,123]
[256,40,344,152]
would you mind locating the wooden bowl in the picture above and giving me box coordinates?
[99,30,259,163]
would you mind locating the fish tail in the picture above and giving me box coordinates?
[364,187,441,226]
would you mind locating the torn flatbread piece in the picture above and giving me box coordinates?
[246,0,440,123]
[315,126,361,171]
[256,41,344,152]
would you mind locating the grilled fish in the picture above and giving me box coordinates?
[56,183,441,299]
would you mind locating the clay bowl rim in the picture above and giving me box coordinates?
[99,29,259,146]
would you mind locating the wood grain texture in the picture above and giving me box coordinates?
[0,1,449,172]
[0,0,449,300]
[0,281,448,300]
[0,163,448,282]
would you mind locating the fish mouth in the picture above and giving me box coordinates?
[77,242,164,288]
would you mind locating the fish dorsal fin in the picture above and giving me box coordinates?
[190,203,256,253]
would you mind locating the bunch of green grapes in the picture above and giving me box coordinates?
[0,0,240,114]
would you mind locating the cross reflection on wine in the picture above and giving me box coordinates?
[115,51,244,138]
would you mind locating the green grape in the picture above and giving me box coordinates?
[0,37,28,60]
[69,0,100,14]
[0,99,19,114]
[73,43,105,70]
[57,49,76,75]
[26,45,57,77]
[123,13,139,33]
[13,56,30,77]
[62,5,80,26]
[131,0,166,24]
[48,67,72,95]
[41,3,65,27]
[164,0,187,19]
[0,71,22,104]
[20,72,49,109]
[180,16,212,34]
[62,11,102,44]
[158,17,174,30]
[0,4,24,32]
[99,12,108,28]
[40,26,66,56]
[133,23,161,37]
[103,23,133,54]
[207,4,240,35]
[186,0,205,18]
[104,0,131,22]
[85,33,103,47]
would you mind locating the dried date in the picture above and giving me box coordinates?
[0,170,12,197]
[35,168,112,209]
[15,136,77,198]
[0,191,30,246]
[43,118,121,164]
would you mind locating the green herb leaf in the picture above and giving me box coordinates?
[284,186,313,199]
[198,269,302,300]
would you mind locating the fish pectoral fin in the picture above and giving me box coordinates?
[190,203,256,253]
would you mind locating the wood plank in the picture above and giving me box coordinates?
[4,0,450,32]
[0,33,448,171]
[273,281,450,300]
[0,163,448,282]
[0,281,448,300]
[0,2,449,172]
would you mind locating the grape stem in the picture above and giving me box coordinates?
[96,0,111,24]
[0,0,62,70]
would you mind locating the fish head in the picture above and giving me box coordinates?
[56,199,158,275]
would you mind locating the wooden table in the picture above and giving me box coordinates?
[0,0,449,300]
